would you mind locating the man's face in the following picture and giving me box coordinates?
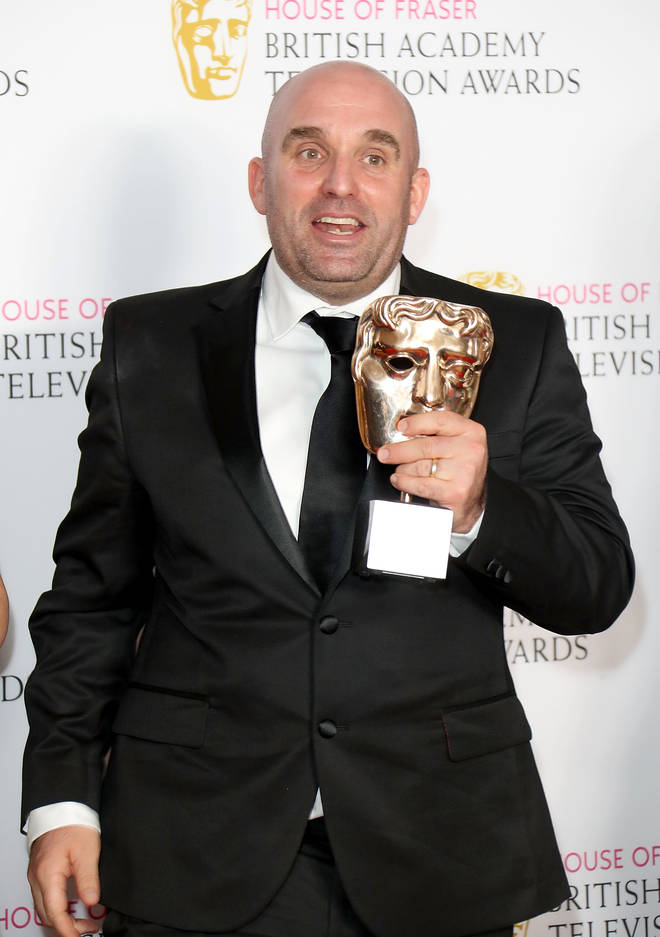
[354,311,486,452]
[176,0,250,100]
[248,66,429,304]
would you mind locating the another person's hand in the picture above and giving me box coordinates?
[376,411,488,533]
[0,574,8,646]
[28,826,102,937]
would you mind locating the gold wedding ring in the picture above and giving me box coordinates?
[429,458,439,478]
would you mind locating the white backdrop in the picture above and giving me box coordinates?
[1,1,658,934]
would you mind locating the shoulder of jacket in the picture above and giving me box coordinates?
[104,253,269,328]
[401,257,562,325]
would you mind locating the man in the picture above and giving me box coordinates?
[23,62,633,937]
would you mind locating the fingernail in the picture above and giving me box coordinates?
[398,419,409,433]
[390,473,399,485]
[378,447,390,461]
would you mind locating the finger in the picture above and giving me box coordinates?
[377,436,455,466]
[394,458,447,480]
[40,873,81,937]
[71,847,101,909]
[50,907,100,937]
[390,464,486,529]
[41,876,100,937]
[72,913,104,936]
[390,472,453,506]
[390,457,483,501]
[397,411,468,437]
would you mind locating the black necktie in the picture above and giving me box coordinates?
[298,312,364,591]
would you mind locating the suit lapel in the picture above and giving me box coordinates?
[194,255,319,594]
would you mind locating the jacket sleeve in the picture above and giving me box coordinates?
[460,304,634,634]
[22,303,154,824]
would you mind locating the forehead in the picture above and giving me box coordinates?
[272,70,414,154]
[186,0,248,19]
[375,317,467,347]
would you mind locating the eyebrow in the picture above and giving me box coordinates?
[374,343,428,360]
[365,129,400,159]
[374,343,478,365]
[281,126,401,159]
[281,126,324,151]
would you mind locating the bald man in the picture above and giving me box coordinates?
[23,63,633,937]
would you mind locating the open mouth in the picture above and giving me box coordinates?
[312,216,364,236]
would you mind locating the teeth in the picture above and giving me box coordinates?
[317,216,360,226]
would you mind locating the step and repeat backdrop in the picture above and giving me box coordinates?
[1,1,658,934]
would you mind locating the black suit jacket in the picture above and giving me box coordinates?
[23,254,634,937]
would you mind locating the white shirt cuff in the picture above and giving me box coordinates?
[449,510,484,557]
[26,802,101,850]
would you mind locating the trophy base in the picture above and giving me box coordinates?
[353,499,453,582]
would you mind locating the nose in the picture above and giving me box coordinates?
[411,362,445,409]
[210,26,231,63]
[321,153,356,199]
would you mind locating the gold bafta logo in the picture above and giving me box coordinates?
[172,0,252,100]
[459,271,525,296]
[513,922,530,937]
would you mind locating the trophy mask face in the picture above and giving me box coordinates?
[352,295,493,453]
[172,0,251,100]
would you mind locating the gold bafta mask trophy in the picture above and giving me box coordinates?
[351,295,493,581]
[172,0,251,101]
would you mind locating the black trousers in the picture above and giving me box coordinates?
[102,819,514,937]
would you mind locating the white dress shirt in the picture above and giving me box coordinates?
[26,254,482,845]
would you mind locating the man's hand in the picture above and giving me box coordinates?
[376,411,488,533]
[28,825,102,937]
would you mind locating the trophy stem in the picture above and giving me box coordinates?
[400,492,412,505]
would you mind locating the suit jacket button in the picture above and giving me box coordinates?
[486,559,512,583]
[486,558,499,576]
[319,615,339,634]
[318,720,337,739]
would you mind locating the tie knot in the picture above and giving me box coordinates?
[302,311,357,356]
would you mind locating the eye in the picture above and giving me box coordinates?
[299,147,322,161]
[385,354,416,375]
[364,153,384,167]
[193,25,214,41]
[445,365,473,389]
[229,20,248,38]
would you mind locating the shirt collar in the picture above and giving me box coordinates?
[261,252,401,342]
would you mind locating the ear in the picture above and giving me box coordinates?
[408,167,430,225]
[248,157,267,216]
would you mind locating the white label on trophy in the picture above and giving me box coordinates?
[364,500,453,580]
